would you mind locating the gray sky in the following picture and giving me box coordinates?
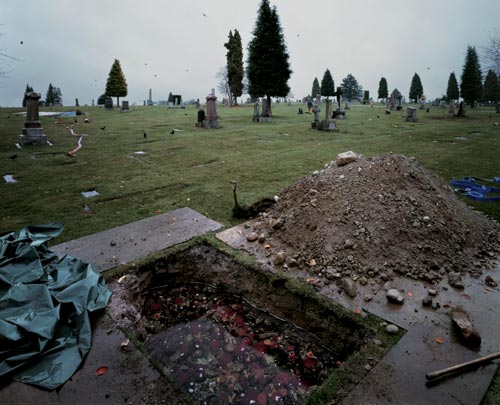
[1,0,499,107]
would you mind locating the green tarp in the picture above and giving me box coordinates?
[0,223,111,389]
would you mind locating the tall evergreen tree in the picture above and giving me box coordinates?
[224,29,244,105]
[409,73,423,102]
[483,69,499,104]
[446,72,460,102]
[45,83,56,105]
[460,45,483,108]
[378,77,388,100]
[105,59,128,107]
[320,69,335,99]
[247,0,292,114]
[311,77,320,98]
[340,73,363,102]
[54,87,63,105]
[22,83,33,107]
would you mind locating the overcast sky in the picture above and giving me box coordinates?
[1,0,499,107]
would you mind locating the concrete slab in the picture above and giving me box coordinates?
[342,323,498,405]
[52,207,223,272]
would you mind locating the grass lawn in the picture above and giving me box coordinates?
[1,102,500,243]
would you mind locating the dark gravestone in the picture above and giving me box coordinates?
[406,107,417,122]
[104,98,113,110]
[75,98,79,107]
[120,101,130,113]
[196,109,206,127]
[456,101,465,117]
[297,108,303,115]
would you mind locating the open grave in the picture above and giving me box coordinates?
[107,242,387,404]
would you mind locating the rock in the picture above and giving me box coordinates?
[386,288,404,305]
[364,364,372,371]
[485,275,498,287]
[342,277,357,298]
[246,232,258,242]
[448,272,465,289]
[372,339,382,346]
[428,289,437,296]
[336,151,358,166]
[288,258,298,267]
[450,306,481,348]
[422,296,433,307]
[274,251,286,266]
[258,233,267,243]
[386,324,399,334]
[344,239,354,249]
[431,301,440,310]
[309,258,317,267]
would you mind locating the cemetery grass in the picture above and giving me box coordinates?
[1,103,500,244]
[1,103,500,403]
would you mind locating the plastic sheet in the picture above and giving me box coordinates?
[0,224,111,389]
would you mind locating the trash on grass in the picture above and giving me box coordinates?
[134,151,146,155]
[82,190,100,198]
[3,174,17,183]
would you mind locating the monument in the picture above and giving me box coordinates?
[311,95,321,129]
[448,101,455,117]
[120,100,130,113]
[318,99,338,132]
[104,97,113,110]
[147,89,153,106]
[332,87,346,119]
[252,102,260,122]
[196,89,219,128]
[260,98,271,122]
[19,92,48,146]
[406,107,417,122]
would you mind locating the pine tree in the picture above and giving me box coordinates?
[45,83,55,105]
[446,72,460,102]
[22,83,33,107]
[378,77,388,100]
[247,0,292,114]
[320,69,335,99]
[311,77,320,99]
[340,73,363,102]
[409,73,423,102]
[460,46,483,108]
[54,87,63,106]
[483,69,499,104]
[224,29,244,105]
[105,59,128,107]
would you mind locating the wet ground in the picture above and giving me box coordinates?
[1,208,499,404]
[217,219,500,404]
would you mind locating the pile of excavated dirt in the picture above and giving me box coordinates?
[262,153,500,284]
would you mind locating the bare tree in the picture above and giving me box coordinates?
[215,66,231,104]
[481,29,500,75]
[0,32,21,78]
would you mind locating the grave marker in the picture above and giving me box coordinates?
[120,100,130,112]
[406,107,417,122]
[19,92,48,145]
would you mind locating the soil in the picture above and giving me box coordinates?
[260,153,500,284]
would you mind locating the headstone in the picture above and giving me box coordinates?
[203,89,220,128]
[19,92,48,146]
[448,101,455,117]
[195,99,200,109]
[318,99,338,132]
[456,101,465,117]
[104,97,113,110]
[390,94,396,111]
[419,99,425,110]
[336,87,343,110]
[311,102,321,129]
[439,100,446,109]
[75,98,79,107]
[120,100,130,112]
[143,100,146,106]
[297,107,303,115]
[147,89,153,106]
[168,102,174,109]
[252,102,260,122]
[345,102,350,110]
[196,109,206,127]
[406,107,417,122]
[315,93,321,106]
[92,99,95,106]
[260,98,271,123]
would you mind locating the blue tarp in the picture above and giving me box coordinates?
[0,224,111,389]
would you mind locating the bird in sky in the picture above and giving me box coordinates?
[426,67,431,70]
[20,41,23,44]
[154,74,158,77]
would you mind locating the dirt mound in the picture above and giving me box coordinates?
[263,153,500,283]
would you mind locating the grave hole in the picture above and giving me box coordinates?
[110,243,372,404]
